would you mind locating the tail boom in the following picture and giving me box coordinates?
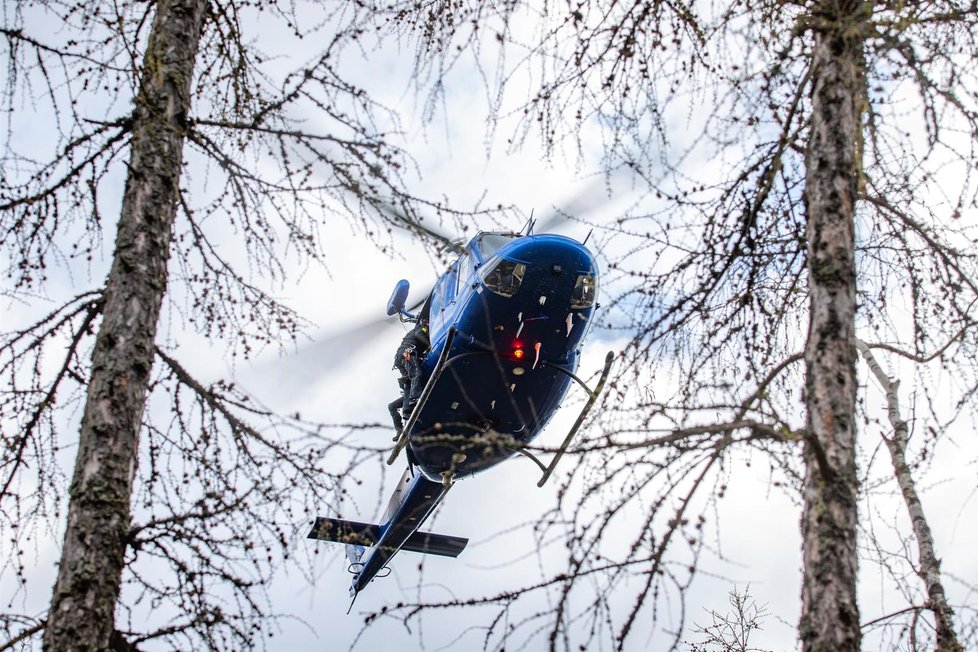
[307,470,466,595]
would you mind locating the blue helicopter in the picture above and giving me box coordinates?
[307,222,612,599]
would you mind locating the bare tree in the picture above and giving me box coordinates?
[687,586,771,652]
[344,0,978,649]
[857,340,964,652]
[1,1,490,649]
[42,2,210,646]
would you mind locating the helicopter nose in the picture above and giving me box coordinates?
[499,235,598,318]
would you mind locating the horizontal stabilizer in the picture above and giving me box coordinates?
[402,530,468,558]
[308,517,468,558]
[308,518,379,546]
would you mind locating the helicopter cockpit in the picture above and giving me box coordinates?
[430,231,523,319]
[468,231,525,299]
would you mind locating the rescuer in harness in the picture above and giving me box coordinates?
[388,319,430,434]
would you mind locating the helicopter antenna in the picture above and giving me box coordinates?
[346,590,360,615]
[523,211,535,235]
[582,228,593,246]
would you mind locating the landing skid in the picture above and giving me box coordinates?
[509,351,614,486]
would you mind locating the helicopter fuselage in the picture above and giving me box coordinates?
[408,232,599,480]
[308,230,605,599]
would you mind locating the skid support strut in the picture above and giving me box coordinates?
[387,327,458,465]
[536,351,614,487]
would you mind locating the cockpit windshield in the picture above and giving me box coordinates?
[475,232,519,260]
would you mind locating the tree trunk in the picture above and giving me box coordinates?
[856,341,963,652]
[44,1,207,649]
[800,2,868,651]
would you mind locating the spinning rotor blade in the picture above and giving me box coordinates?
[530,174,621,236]
[243,315,395,392]
[378,201,467,255]
[240,283,435,399]
[239,179,621,403]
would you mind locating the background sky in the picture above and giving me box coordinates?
[2,3,976,651]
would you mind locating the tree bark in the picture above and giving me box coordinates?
[800,2,868,651]
[44,1,207,649]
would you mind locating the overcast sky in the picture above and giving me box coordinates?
[2,3,976,651]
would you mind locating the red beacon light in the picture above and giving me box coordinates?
[512,341,525,359]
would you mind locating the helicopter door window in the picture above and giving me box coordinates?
[431,263,459,314]
[430,279,444,315]
[458,253,476,293]
[444,263,458,304]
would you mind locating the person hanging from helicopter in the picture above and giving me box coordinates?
[388,316,430,433]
